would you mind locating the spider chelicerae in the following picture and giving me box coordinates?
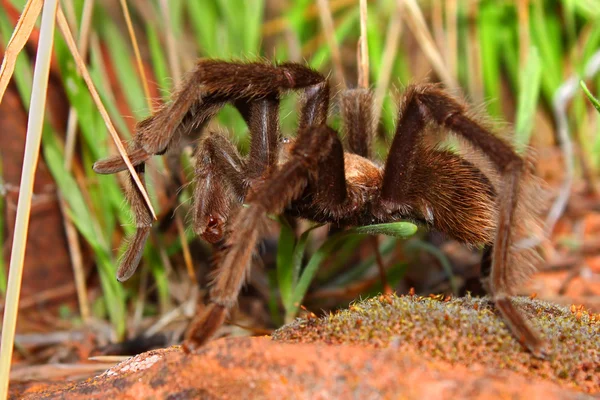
[93,60,545,357]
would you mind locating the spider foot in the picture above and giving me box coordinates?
[183,303,227,353]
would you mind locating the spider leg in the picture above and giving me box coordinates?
[234,96,281,180]
[378,84,545,357]
[184,84,336,350]
[301,81,348,208]
[340,88,375,158]
[116,161,153,281]
[93,61,325,174]
[192,132,245,244]
[94,62,326,281]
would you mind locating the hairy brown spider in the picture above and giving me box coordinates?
[93,60,545,357]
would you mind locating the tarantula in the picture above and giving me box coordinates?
[93,60,545,357]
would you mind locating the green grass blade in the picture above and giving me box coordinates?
[514,46,542,152]
[276,218,296,308]
[289,233,347,320]
[288,221,417,320]
[581,80,600,114]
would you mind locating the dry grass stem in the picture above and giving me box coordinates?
[159,0,182,85]
[445,0,457,81]
[431,0,444,53]
[517,0,531,71]
[358,0,369,88]
[119,0,154,112]
[373,3,402,127]
[0,2,59,398]
[175,214,196,284]
[58,195,90,322]
[316,0,346,87]
[466,1,483,101]
[0,0,43,104]
[10,363,117,381]
[262,0,355,37]
[400,0,457,90]
[56,6,157,220]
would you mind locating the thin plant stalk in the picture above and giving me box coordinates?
[55,6,156,220]
[152,0,195,283]
[316,0,346,87]
[0,1,59,398]
[373,2,402,128]
[63,0,94,168]
[58,195,90,322]
[0,0,43,103]
[400,0,457,90]
[119,0,153,111]
[358,0,369,89]
[444,0,457,81]
[160,0,182,86]
[61,0,94,324]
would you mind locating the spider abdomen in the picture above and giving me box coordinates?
[406,148,498,244]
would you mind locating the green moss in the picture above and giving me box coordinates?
[273,294,600,392]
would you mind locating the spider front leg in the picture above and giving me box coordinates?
[184,124,339,351]
[378,84,545,357]
[192,132,245,244]
[93,61,326,281]
[116,161,153,281]
[184,81,334,350]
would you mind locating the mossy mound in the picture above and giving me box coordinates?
[273,294,600,393]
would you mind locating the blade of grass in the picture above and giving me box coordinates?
[119,0,153,112]
[581,80,600,114]
[357,0,369,88]
[514,46,542,152]
[58,194,90,322]
[401,0,457,90]
[0,2,59,398]
[315,0,346,87]
[478,3,502,116]
[159,0,181,85]
[63,0,94,169]
[0,9,34,107]
[146,24,169,98]
[276,218,296,309]
[0,0,42,103]
[287,221,416,320]
[43,132,126,335]
[330,236,397,287]
[308,7,358,70]
[56,6,156,220]
[99,20,148,119]
[373,2,402,130]
[0,159,6,296]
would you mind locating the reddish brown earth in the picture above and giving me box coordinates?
[10,295,599,399]
[9,338,592,400]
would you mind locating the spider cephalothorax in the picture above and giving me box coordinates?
[94,60,545,357]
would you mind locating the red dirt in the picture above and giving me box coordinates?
[10,337,589,400]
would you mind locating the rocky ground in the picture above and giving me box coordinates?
[10,294,599,399]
